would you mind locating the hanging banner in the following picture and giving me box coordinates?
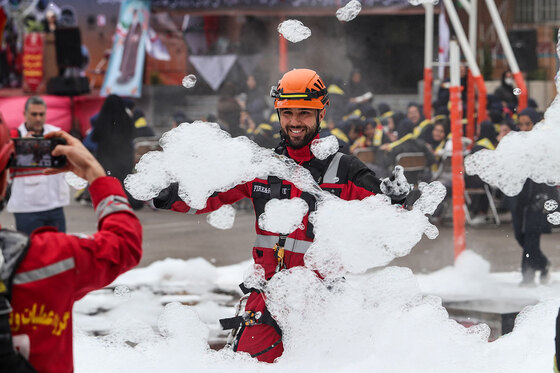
[237,54,262,77]
[101,0,150,98]
[22,32,44,93]
[189,54,237,91]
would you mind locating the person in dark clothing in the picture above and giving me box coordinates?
[91,94,141,209]
[494,70,518,109]
[511,108,554,286]
[378,118,435,184]
[242,74,268,126]
[217,95,245,138]
[171,111,188,128]
[378,102,391,118]
[406,102,423,127]
[425,120,449,159]
[132,109,156,138]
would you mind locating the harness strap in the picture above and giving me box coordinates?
[250,336,283,358]
[267,175,289,272]
[219,307,283,337]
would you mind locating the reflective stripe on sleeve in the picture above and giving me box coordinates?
[95,195,133,221]
[187,208,198,214]
[323,152,344,184]
[14,258,75,285]
[254,234,312,254]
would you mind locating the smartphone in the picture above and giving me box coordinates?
[12,137,67,168]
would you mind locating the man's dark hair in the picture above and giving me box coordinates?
[24,96,46,112]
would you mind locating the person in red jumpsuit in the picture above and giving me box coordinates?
[0,127,143,372]
[153,68,409,363]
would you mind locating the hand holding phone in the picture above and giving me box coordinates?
[42,131,106,184]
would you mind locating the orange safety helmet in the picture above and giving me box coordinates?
[270,69,330,110]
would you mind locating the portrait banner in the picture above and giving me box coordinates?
[101,0,150,98]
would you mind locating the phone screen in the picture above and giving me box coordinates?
[12,137,67,168]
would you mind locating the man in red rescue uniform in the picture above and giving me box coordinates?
[153,69,410,363]
[0,126,142,372]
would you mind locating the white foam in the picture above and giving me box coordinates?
[336,0,362,22]
[310,135,339,160]
[258,198,308,234]
[277,19,311,43]
[207,205,236,230]
[182,74,197,88]
[65,172,88,189]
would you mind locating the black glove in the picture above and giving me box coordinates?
[153,182,180,209]
[380,165,411,200]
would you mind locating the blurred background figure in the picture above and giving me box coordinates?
[171,111,188,128]
[510,107,554,286]
[494,70,518,111]
[91,94,142,209]
[133,108,155,138]
[8,96,70,235]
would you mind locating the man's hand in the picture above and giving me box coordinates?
[43,130,106,184]
[380,165,411,199]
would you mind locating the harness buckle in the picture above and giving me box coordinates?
[242,311,262,327]
[273,243,285,273]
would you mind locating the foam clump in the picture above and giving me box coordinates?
[182,74,197,88]
[310,135,339,160]
[277,19,311,43]
[125,121,288,209]
[243,263,266,291]
[305,194,431,277]
[258,198,308,234]
[65,172,88,189]
[414,181,447,215]
[336,0,362,22]
[465,74,560,196]
[207,205,236,230]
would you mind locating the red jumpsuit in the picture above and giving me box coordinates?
[9,176,142,372]
[155,142,397,362]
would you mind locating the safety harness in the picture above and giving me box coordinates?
[219,146,351,356]
[0,229,37,373]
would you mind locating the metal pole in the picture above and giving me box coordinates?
[467,0,477,142]
[449,40,466,260]
[423,3,434,120]
[484,0,528,111]
[279,17,288,73]
[443,0,488,122]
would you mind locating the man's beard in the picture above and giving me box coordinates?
[281,126,317,149]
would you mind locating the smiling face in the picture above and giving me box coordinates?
[279,108,324,149]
